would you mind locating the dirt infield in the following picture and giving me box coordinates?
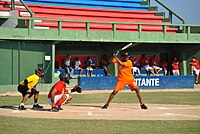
[0,89,200,120]
[0,103,200,120]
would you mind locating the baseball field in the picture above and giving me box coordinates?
[0,89,200,134]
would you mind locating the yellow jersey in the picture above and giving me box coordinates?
[20,74,40,89]
[112,58,134,81]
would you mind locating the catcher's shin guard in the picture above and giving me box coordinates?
[55,98,66,107]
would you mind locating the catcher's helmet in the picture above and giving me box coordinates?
[59,73,70,84]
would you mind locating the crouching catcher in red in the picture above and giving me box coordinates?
[48,73,82,112]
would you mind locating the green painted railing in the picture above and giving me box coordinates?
[145,0,186,32]
[11,0,34,28]
[155,0,185,24]
[0,16,198,38]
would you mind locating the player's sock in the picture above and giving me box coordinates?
[20,103,24,106]
[34,103,38,106]
[56,98,65,107]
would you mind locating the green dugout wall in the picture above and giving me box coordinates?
[0,40,52,85]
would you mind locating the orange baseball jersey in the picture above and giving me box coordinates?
[20,74,39,89]
[112,58,134,81]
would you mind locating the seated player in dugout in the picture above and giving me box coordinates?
[151,55,162,76]
[74,57,83,77]
[102,52,148,109]
[17,68,45,110]
[129,55,141,76]
[141,54,155,76]
[85,56,93,77]
[100,54,111,76]
[48,73,82,112]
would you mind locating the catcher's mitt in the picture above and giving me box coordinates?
[71,85,82,93]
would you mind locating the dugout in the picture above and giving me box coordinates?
[0,40,200,85]
[55,41,200,76]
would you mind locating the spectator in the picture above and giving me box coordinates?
[171,57,180,76]
[85,56,93,77]
[129,56,141,76]
[74,57,83,76]
[141,54,155,76]
[100,54,110,76]
[151,55,162,76]
[63,54,74,78]
[160,59,168,76]
[189,57,200,84]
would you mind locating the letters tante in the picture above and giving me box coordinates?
[135,78,160,87]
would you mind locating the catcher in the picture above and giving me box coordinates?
[48,73,82,112]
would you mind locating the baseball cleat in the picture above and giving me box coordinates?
[140,104,148,109]
[102,104,108,109]
[57,107,63,110]
[50,107,59,112]
[18,105,26,110]
[32,104,43,109]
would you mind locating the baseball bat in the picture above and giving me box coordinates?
[115,43,138,55]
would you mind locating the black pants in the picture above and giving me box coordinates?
[17,84,39,98]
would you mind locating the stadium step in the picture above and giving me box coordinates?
[148,6,158,11]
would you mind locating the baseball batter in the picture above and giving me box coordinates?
[102,52,148,109]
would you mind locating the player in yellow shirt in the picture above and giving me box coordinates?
[17,68,45,110]
[102,52,147,109]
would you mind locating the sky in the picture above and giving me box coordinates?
[150,0,200,24]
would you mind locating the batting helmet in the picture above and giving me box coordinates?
[59,73,70,84]
[121,52,129,59]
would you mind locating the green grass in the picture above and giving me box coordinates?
[1,91,200,106]
[0,116,199,134]
[0,91,200,134]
